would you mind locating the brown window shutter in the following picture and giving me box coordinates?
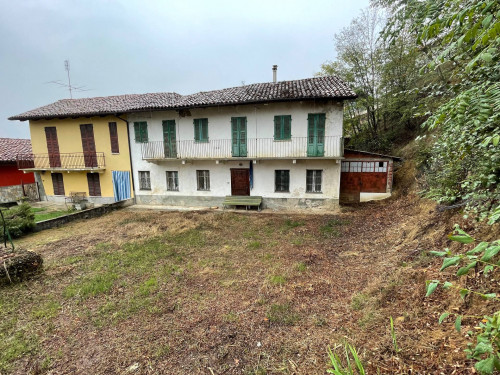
[87,173,101,196]
[109,122,119,153]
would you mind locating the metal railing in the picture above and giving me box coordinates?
[141,136,343,160]
[16,152,106,170]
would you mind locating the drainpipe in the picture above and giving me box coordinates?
[116,114,136,202]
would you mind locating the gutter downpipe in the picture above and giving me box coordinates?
[116,114,136,203]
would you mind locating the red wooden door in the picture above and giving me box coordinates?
[80,124,97,167]
[231,169,250,196]
[45,127,61,167]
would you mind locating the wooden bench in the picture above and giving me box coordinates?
[66,192,87,203]
[223,196,262,211]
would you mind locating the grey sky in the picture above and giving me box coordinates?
[1,0,368,139]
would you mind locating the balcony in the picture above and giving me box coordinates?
[141,136,343,161]
[17,152,106,172]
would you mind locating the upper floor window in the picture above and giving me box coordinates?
[274,115,291,140]
[194,118,208,142]
[109,122,119,153]
[134,122,148,143]
[138,171,151,190]
[275,170,290,192]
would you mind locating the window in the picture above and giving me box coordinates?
[306,170,322,193]
[166,171,179,191]
[51,173,65,195]
[274,115,291,140]
[138,171,151,190]
[87,173,101,196]
[341,161,349,172]
[362,162,375,172]
[349,162,362,172]
[134,122,148,143]
[193,118,208,142]
[196,170,210,191]
[375,161,387,172]
[109,122,119,153]
[275,170,290,192]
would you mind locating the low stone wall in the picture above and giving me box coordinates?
[34,198,135,232]
[0,185,24,203]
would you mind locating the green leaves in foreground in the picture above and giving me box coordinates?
[327,344,365,375]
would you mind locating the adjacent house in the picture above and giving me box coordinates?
[0,138,37,203]
[9,112,134,204]
[9,74,357,209]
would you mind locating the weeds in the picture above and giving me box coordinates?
[269,275,286,286]
[327,343,365,375]
[266,303,299,325]
[389,316,400,353]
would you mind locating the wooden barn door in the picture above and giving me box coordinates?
[80,124,97,167]
[45,127,61,167]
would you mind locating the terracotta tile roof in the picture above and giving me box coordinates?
[9,76,356,121]
[0,138,33,162]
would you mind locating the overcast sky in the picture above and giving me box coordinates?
[0,0,369,139]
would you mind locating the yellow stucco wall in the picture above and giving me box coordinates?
[29,116,134,199]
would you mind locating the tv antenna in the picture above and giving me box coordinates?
[46,60,91,98]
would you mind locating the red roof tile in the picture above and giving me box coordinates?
[0,138,33,161]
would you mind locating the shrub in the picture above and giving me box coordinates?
[0,203,35,241]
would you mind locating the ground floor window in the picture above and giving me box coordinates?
[196,170,210,191]
[139,171,151,190]
[275,170,290,192]
[87,173,101,196]
[51,173,65,195]
[342,161,388,173]
[166,171,179,191]
[306,170,322,193]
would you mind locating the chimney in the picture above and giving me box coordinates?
[272,65,278,83]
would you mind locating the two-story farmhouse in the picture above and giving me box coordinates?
[9,75,356,209]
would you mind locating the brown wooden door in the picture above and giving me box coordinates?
[45,127,61,167]
[51,173,65,195]
[80,124,97,167]
[231,169,250,196]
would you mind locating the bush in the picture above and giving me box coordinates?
[0,203,35,241]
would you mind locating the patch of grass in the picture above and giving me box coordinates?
[313,315,328,327]
[319,218,344,237]
[291,238,304,246]
[223,311,239,323]
[0,327,38,372]
[154,344,171,358]
[31,300,61,320]
[266,303,299,325]
[64,272,118,299]
[248,240,262,249]
[138,277,158,296]
[295,262,307,272]
[30,207,46,213]
[34,210,71,222]
[269,274,286,286]
[351,293,368,311]
[282,219,305,230]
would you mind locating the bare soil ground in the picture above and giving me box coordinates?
[1,191,498,374]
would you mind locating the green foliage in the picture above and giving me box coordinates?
[266,303,299,325]
[0,203,35,240]
[327,344,365,375]
[426,226,500,374]
[389,316,400,353]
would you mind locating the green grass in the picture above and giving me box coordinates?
[282,218,305,231]
[266,303,299,325]
[319,218,345,237]
[34,210,70,222]
[269,274,286,286]
[248,240,262,249]
[295,262,307,272]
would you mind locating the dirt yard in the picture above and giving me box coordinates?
[1,193,498,374]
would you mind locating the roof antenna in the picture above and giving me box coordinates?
[45,60,91,99]
[65,60,72,99]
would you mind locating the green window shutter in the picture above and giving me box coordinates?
[201,119,208,141]
[283,115,291,139]
[194,119,200,141]
[141,123,148,142]
[274,116,280,140]
[134,123,140,142]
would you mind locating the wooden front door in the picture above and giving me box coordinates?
[45,127,61,167]
[231,117,247,157]
[231,169,250,196]
[307,113,325,157]
[80,124,97,167]
[162,120,177,158]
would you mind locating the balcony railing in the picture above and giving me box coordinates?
[17,152,106,171]
[142,136,343,160]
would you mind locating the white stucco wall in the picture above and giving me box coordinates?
[127,101,343,205]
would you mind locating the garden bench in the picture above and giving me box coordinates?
[223,196,262,211]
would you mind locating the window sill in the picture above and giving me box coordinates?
[306,191,323,194]
[273,139,292,142]
[139,188,151,191]
[111,153,120,155]
[167,189,180,192]
[197,189,210,192]
[274,190,290,193]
